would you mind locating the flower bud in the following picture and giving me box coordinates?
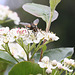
[46,68,52,74]
[41,56,49,64]
[51,60,57,66]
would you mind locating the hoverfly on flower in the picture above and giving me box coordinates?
[20,19,39,32]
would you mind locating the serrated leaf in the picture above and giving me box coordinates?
[0,51,17,64]
[9,61,43,75]
[34,48,74,62]
[50,0,61,11]
[22,3,58,23]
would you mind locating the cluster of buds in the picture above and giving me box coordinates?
[0,4,20,25]
[38,56,75,74]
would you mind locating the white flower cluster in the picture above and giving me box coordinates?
[0,27,59,44]
[38,56,75,74]
[0,27,59,61]
[0,4,20,25]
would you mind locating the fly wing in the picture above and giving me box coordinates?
[20,22,31,27]
[33,19,39,26]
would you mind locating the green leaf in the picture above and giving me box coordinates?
[34,48,74,62]
[9,61,43,75]
[0,60,8,75]
[50,0,61,11]
[22,3,58,23]
[0,51,17,64]
[0,20,4,24]
[42,45,47,52]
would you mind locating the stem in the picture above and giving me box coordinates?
[29,43,36,52]
[43,68,46,75]
[59,70,63,75]
[69,72,72,75]
[54,70,57,75]
[16,39,28,54]
[27,53,29,61]
[66,70,67,75]
[4,19,13,23]
[30,40,50,60]
[27,44,30,61]
[73,72,75,75]
[9,52,19,63]
[0,49,6,51]
[39,6,54,61]
[46,12,53,32]
[39,39,46,61]
[28,43,30,53]
[30,50,36,60]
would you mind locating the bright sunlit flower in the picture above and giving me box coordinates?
[0,4,20,25]
[51,60,57,66]
[38,56,74,74]
[0,27,9,35]
[38,56,50,68]
[8,43,31,60]
[0,5,9,20]
[46,68,52,74]
[8,11,20,25]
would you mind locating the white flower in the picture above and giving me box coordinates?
[0,27,9,35]
[40,31,59,41]
[62,66,73,72]
[0,5,9,20]
[3,37,9,43]
[64,58,69,64]
[41,56,50,63]
[69,59,74,65]
[46,68,52,74]
[46,32,59,41]
[38,56,50,68]
[51,60,57,66]
[38,62,49,68]
[8,43,31,60]
[8,11,20,25]
[57,62,63,69]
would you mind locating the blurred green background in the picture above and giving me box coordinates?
[0,0,75,75]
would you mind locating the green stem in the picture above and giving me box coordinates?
[30,50,36,60]
[54,70,57,75]
[30,40,50,60]
[66,70,67,75]
[0,49,6,51]
[4,19,13,23]
[16,39,28,54]
[27,44,30,61]
[43,68,46,75]
[59,70,63,75]
[69,72,72,75]
[28,43,30,52]
[29,43,36,52]
[27,53,29,61]
[46,12,53,32]
[40,6,54,61]
[8,52,19,63]
[73,72,75,75]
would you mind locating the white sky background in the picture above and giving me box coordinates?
[0,0,32,10]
